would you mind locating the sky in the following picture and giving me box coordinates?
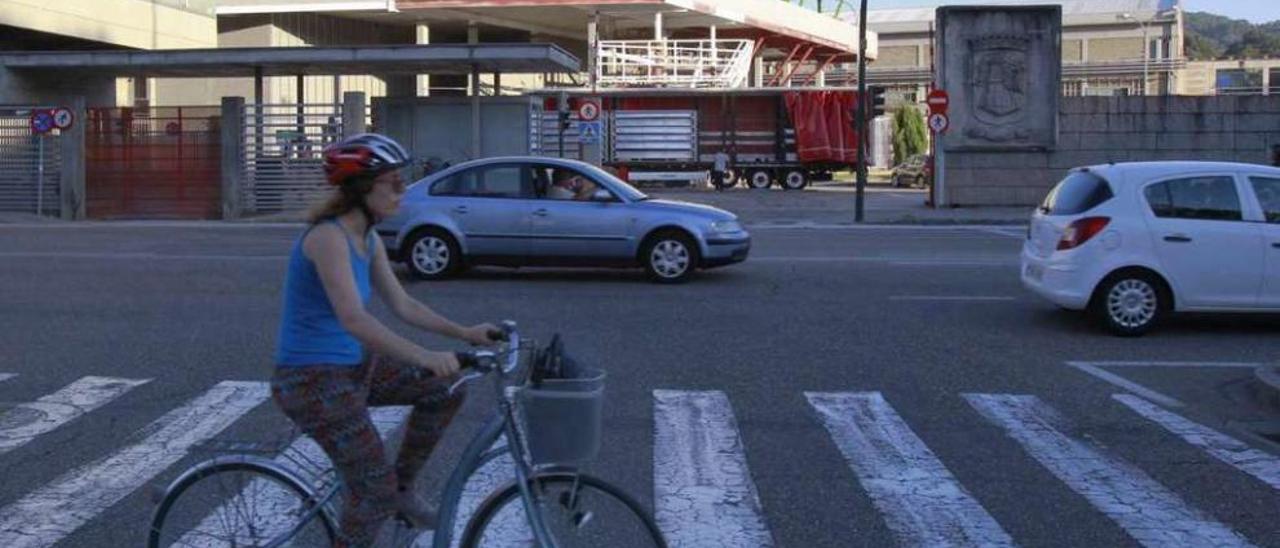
[802,1,1280,24]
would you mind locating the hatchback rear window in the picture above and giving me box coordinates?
[1040,171,1114,215]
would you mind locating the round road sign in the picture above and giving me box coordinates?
[30,110,55,134]
[928,112,950,133]
[52,107,74,130]
[926,89,950,115]
[577,99,600,122]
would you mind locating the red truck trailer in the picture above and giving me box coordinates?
[530,88,862,190]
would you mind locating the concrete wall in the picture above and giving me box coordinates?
[0,0,216,50]
[944,95,1280,206]
[0,67,116,106]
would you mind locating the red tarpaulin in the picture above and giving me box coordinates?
[784,91,859,163]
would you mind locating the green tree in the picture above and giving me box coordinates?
[1185,31,1222,60]
[891,105,928,166]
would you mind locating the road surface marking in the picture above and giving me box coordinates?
[1114,394,1280,491]
[0,381,270,548]
[1066,362,1183,408]
[807,392,1015,547]
[0,376,151,455]
[0,373,15,384]
[654,389,775,548]
[889,296,1017,302]
[965,394,1254,548]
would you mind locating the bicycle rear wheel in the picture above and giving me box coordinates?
[148,455,337,548]
[461,472,667,548]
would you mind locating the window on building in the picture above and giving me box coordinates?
[1216,68,1264,95]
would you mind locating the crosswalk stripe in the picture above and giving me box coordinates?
[0,376,151,455]
[806,392,1015,547]
[0,381,270,548]
[965,394,1255,548]
[0,373,15,384]
[654,389,774,548]
[1113,394,1280,491]
[175,406,413,547]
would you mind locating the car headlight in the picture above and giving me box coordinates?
[710,220,743,233]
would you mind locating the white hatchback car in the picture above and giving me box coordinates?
[1022,161,1280,336]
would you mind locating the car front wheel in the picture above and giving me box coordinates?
[404,228,462,280]
[1092,272,1167,336]
[642,231,699,284]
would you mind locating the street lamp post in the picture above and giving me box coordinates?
[855,0,868,223]
[1118,13,1150,95]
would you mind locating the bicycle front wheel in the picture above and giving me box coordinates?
[461,472,667,548]
[147,455,337,548]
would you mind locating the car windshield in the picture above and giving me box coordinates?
[580,164,649,201]
[1040,171,1114,215]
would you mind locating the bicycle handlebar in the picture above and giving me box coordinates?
[448,320,519,395]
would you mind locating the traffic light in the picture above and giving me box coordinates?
[869,86,887,118]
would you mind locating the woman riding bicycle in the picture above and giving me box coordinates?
[272,133,497,547]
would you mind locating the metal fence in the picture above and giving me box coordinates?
[612,111,698,162]
[86,106,221,219]
[0,108,61,216]
[241,103,343,214]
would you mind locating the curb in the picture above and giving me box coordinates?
[1254,366,1280,397]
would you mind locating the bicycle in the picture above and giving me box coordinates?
[147,321,667,548]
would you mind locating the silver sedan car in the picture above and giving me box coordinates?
[377,156,751,283]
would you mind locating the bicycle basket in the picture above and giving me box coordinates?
[517,351,605,466]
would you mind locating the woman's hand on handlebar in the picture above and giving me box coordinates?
[459,323,503,347]
[419,350,461,377]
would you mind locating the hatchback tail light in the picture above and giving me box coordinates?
[1057,217,1110,250]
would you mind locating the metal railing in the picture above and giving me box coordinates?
[0,108,61,216]
[597,39,755,89]
[241,103,343,214]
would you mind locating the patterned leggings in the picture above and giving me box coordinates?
[271,355,465,548]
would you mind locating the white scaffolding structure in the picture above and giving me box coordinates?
[596,39,755,88]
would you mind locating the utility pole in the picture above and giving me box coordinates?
[855,0,868,222]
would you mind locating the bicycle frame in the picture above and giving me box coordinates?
[259,324,564,548]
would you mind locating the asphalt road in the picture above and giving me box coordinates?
[0,222,1277,547]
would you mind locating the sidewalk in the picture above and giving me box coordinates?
[642,183,1033,226]
[1,183,1034,227]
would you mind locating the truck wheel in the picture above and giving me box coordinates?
[746,169,772,189]
[781,169,808,191]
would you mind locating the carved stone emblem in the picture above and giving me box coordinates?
[966,34,1032,142]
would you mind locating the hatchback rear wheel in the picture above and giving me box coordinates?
[1092,272,1167,336]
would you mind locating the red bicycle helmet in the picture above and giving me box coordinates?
[322,133,411,186]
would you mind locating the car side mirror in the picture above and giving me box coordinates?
[591,189,614,202]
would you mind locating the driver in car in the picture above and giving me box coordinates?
[548,169,598,201]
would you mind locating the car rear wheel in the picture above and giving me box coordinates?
[1091,272,1167,336]
[642,231,699,284]
[405,227,462,280]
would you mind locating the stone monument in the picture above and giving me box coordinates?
[936,6,1062,150]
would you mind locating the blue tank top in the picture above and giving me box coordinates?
[275,219,375,367]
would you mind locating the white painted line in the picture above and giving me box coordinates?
[889,260,1018,267]
[0,376,151,455]
[889,296,1017,302]
[0,251,285,261]
[0,381,270,548]
[1066,362,1184,408]
[0,221,305,229]
[971,227,1027,239]
[964,394,1254,548]
[0,373,15,384]
[1113,394,1280,491]
[806,392,1015,547]
[751,257,1015,267]
[1082,361,1263,369]
[176,406,411,547]
[654,389,775,548]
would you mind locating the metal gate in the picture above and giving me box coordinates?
[0,107,62,216]
[86,107,222,219]
[242,103,342,214]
